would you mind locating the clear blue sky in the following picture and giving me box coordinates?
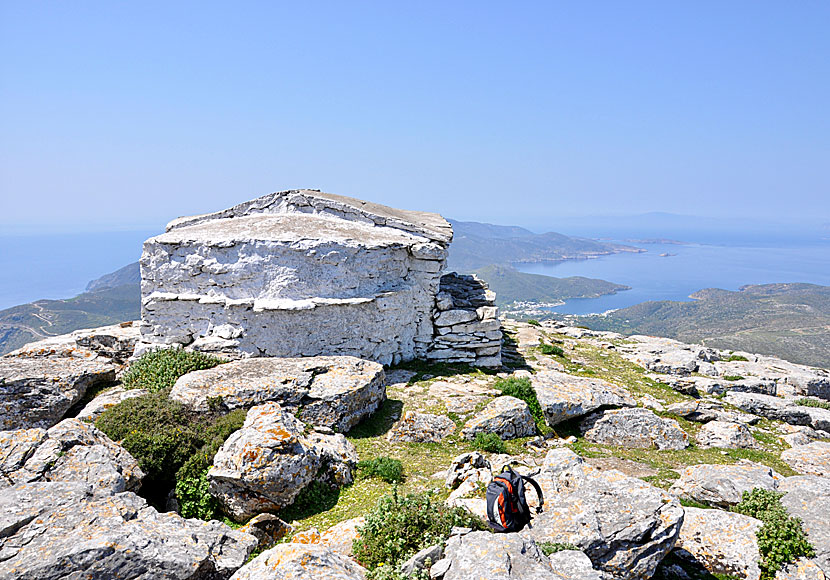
[2,1,828,233]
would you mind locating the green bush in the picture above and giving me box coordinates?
[353,488,486,570]
[472,432,506,453]
[122,348,225,392]
[794,398,830,410]
[357,457,404,483]
[722,375,744,382]
[732,488,815,580]
[725,354,749,362]
[526,319,541,327]
[538,343,564,357]
[494,377,545,432]
[538,542,579,556]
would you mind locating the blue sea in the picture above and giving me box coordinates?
[516,239,830,315]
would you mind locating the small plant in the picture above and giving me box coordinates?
[353,488,486,571]
[794,398,830,410]
[538,542,579,556]
[494,376,546,432]
[725,355,749,362]
[722,375,744,382]
[538,343,564,357]
[526,319,541,327]
[732,488,815,580]
[357,457,404,483]
[472,432,506,454]
[122,348,226,392]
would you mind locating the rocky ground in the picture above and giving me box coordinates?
[1,319,829,579]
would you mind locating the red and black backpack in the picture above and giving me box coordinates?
[485,465,544,533]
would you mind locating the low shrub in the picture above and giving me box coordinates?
[494,376,546,432]
[732,488,815,580]
[353,488,487,570]
[122,348,225,392]
[472,432,506,454]
[538,542,579,556]
[794,398,830,410]
[357,457,404,483]
[526,319,541,327]
[538,343,564,357]
[722,375,744,382]
[725,354,749,362]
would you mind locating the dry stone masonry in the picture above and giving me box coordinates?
[138,190,502,367]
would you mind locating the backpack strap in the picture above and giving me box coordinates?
[521,475,544,514]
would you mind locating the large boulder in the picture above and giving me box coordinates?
[532,371,635,427]
[675,507,763,580]
[580,408,689,450]
[431,530,604,580]
[75,385,148,421]
[229,542,365,579]
[170,356,386,432]
[524,449,684,578]
[0,481,256,579]
[0,418,143,493]
[781,442,830,477]
[696,420,757,449]
[208,403,322,521]
[779,476,830,572]
[669,463,782,507]
[461,396,536,440]
[387,411,455,443]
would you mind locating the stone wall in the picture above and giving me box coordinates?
[139,190,501,367]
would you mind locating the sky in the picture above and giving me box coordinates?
[1,1,829,233]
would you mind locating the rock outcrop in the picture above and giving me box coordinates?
[669,463,782,507]
[460,396,536,440]
[387,411,456,443]
[779,476,830,572]
[695,420,757,449]
[230,542,366,580]
[580,408,689,450]
[781,441,830,477]
[532,371,635,427]
[170,356,386,432]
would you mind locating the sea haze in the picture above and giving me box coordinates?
[0,230,157,310]
[516,238,830,315]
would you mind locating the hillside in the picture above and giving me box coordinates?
[577,283,830,369]
[471,264,629,306]
[0,283,140,355]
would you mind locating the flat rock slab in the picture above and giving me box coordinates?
[170,356,385,432]
[524,449,683,578]
[76,385,148,421]
[461,396,536,440]
[6,321,139,363]
[581,407,689,450]
[0,481,256,580]
[670,463,783,507]
[387,411,455,443]
[230,542,366,579]
[696,420,757,449]
[0,418,143,493]
[0,356,116,430]
[775,558,828,580]
[676,507,762,580]
[780,476,830,573]
[428,380,494,414]
[532,371,635,427]
[726,392,830,432]
[781,441,830,477]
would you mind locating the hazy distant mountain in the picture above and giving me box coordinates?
[578,283,830,368]
[85,262,141,292]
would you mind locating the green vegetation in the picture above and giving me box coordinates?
[538,542,579,556]
[526,319,541,327]
[732,488,815,580]
[494,376,546,432]
[722,375,744,382]
[352,488,486,571]
[357,457,405,483]
[538,342,564,357]
[472,432,506,454]
[122,348,225,392]
[794,398,830,410]
[725,354,749,362]
[278,481,342,523]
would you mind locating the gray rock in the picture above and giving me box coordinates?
[75,385,148,422]
[445,451,491,488]
[387,411,455,443]
[524,449,683,578]
[305,431,359,486]
[461,396,536,440]
[670,463,782,507]
[170,356,386,432]
[779,476,830,573]
[401,544,443,576]
[676,507,762,580]
[775,558,827,580]
[0,418,143,493]
[546,550,608,580]
[0,481,257,579]
[665,400,760,425]
[230,542,366,579]
[781,441,830,477]
[208,402,321,521]
[581,408,689,450]
[696,420,757,449]
[532,371,635,427]
[726,393,829,430]
[238,513,293,549]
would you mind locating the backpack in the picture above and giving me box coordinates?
[485,465,544,533]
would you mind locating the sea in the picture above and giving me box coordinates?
[1,228,829,315]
